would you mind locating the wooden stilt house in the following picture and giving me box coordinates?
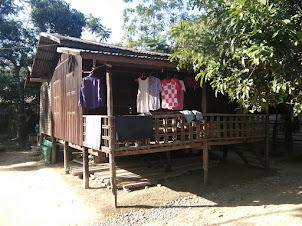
[25,33,269,208]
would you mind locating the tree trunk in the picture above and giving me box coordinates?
[13,65,26,145]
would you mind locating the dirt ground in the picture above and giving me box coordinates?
[0,144,301,226]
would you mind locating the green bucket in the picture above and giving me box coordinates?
[41,139,52,163]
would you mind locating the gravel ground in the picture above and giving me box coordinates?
[95,163,302,226]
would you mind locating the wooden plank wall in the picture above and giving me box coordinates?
[50,53,83,145]
[39,82,52,136]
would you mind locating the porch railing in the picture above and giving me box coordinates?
[83,113,268,152]
[203,114,268,141]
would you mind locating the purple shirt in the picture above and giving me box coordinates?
[78,74,104,109]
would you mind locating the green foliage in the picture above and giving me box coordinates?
[123,0,196,52]
[0,69,20,103]
[29,0,112,40]
[86,14,112,42]
[30,0,86,38]
[172,0,302,115]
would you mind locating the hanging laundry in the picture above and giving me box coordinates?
[192,110,203,122]
[172,79,186,110]
[148,76,161,111]
[84,115,102,149]
[137,77,150,113]
[79,74,104,109]
[179,110,195,123]
[185,76,200,89]
[115,115,154,141]
[161,78,180,110]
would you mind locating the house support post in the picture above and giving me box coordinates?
[110,152,117,208]
[107,65,117,208]
[202,79,207,114]
[51,136,56,164]
[39,133,44,146]
[203,141,209,185]
[64,141,70,173]
[202,78,208,185]
[83,147,89,189]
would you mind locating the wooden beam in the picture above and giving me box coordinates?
[51,136,56,164]
[64,141,70,174]
[30,78,50,83]
[83,147,89,189]
[81,52,177,69]
[106,66,117,208]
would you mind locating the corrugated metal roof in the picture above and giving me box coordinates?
[29,33,174,83]
[41,33,171,58]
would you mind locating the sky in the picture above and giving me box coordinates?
[64,0,127,44]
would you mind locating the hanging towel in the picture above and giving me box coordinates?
[84,115,102,149]
[115,115,154,141]
[192,110,203,122]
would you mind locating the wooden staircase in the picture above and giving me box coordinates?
[234,145,266,169]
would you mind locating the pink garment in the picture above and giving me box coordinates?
[172,80,186,110]
[161,78,180,110]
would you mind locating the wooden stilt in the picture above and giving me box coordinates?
[51,136,56,164]
[38,133,44,146]
[83,147,89,189]
[202,79,207,114]
[110,153,117,208]
[203,142,209,185]
[106,65,117,208]
[202,80,208,185]
[64,141,70,173]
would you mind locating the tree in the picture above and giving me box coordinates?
[123,0,196,52]
[171,0,301,152]
[0,0,37,143]
[29,0,111,41]
[0,0,112,143]
[172,0,302,115]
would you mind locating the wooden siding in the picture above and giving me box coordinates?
[50,53,83,145]
[39,82,51,136]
